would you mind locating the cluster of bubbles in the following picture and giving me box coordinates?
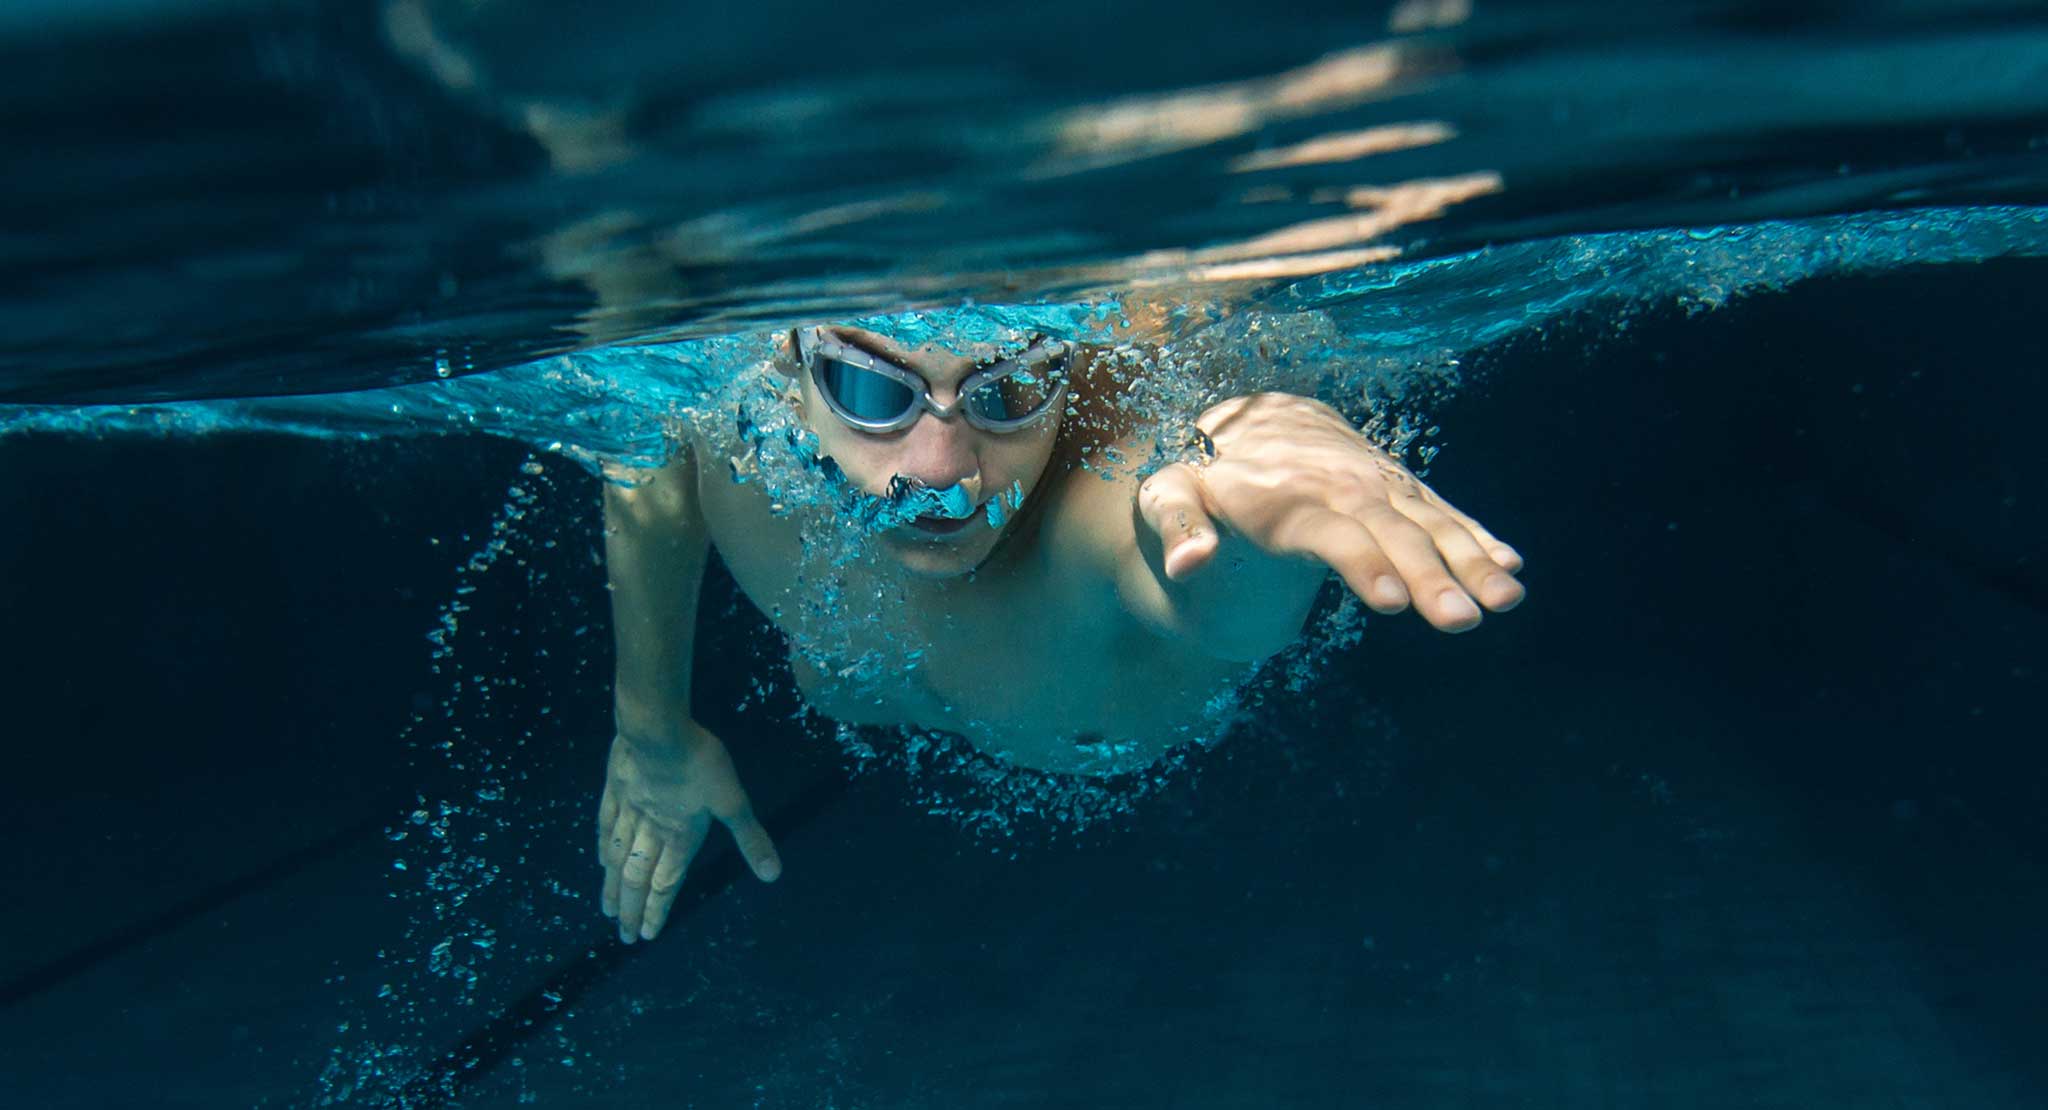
[835,723,1194,839]
[309,455,605,1106]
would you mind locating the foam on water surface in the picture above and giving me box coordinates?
[9,204,2044,457]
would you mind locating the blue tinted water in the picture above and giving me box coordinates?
[2,1,2046,1107]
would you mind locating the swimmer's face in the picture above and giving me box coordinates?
[792,326,1065,578]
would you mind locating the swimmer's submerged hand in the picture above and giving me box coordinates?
[597,725,781,944]
[1137,392,1524,635]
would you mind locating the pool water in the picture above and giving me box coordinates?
[2,1,2045,1107]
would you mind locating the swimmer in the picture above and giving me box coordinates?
[596,322,1525,943]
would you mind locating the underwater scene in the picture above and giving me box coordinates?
[2,0,2045,1106]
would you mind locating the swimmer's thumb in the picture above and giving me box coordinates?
[1138,464,1220,581]
[1164,526,1221,581]
[727,811,782,883]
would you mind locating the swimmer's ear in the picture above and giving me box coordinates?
[768,329,805,407]
[769,328,801,378]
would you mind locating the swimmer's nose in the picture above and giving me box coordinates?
[893,411,981,492]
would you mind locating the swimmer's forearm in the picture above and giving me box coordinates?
[602,448,709,745]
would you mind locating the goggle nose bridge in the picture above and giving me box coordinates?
[796,326,1069,435]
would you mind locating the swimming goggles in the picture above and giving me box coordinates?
[796,326,1071,435]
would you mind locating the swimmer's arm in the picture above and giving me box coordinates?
[603,447,708,737]
[598,441,782,943]
[1063,393,1525,662]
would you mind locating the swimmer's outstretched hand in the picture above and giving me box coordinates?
[1137,392,1524,633]
[597,726,781,944]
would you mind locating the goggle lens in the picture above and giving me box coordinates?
[966,362,1068,426]
[816,357,918,424]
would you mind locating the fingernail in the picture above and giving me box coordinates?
[1372,575,1406,604]
[1440,588,1480,623]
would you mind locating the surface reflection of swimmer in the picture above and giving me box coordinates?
[595,322,1526,943]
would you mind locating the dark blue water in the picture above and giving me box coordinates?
[2,1,2045,1107]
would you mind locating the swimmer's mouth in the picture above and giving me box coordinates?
[907,508,979,535]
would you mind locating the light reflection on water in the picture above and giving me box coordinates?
[3,0,2045,401]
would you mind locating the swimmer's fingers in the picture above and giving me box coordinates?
[721,805,783,884]
[1306,500,1483,632]
[636,807,775,941]
[637,840,693,941]
[599,808,638,920]
[614,822,665,945]
[1385,493,1524,614]
[1274,507,1410,615]
[1419,487,1523,573]
[1136,463,1220,581]
[596,780,619,859]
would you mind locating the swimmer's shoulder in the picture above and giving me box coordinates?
[1027,455,1155,626]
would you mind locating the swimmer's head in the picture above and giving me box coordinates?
[781,324,1069,578]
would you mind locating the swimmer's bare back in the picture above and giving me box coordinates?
[595,376,1523,943]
